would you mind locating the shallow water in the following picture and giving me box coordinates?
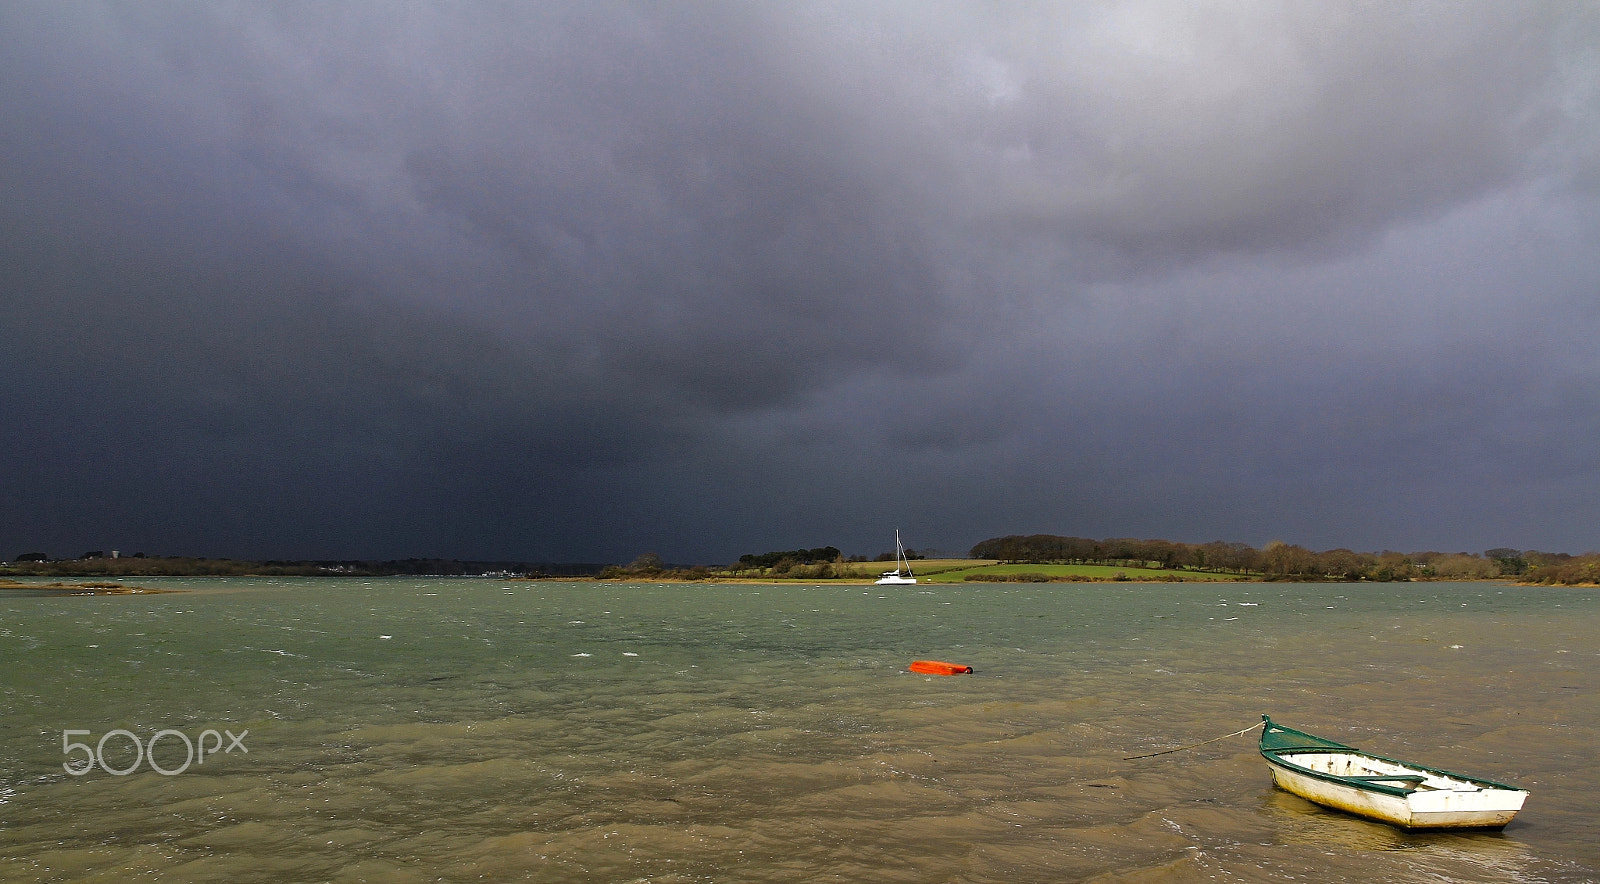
[1,578,1595,882]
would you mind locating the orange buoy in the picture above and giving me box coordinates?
[909,660,973,675]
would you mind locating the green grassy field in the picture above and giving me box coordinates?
[810,559,1249,583]
[829,558,989,579]
[916,562,1250,583]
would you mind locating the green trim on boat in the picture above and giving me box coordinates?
[1259,715,1354,752]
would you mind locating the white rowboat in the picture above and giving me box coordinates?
[1259,715,1527,829]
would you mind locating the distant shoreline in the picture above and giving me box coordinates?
[0,558,1258,585]
[0,578,180,595]
[7,534,1597,596]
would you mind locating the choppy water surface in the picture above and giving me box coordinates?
[1,578,1595,883]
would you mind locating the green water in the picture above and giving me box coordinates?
[1,578,1596,882]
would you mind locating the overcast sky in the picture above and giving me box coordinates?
[3,2,1598,564]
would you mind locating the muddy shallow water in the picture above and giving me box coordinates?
[1,578,1594,882]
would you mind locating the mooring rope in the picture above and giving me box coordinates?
[1123,720,1264,761]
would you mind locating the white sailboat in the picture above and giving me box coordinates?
[874,530,918,585]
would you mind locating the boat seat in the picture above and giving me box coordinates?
[1350,775,1427,783]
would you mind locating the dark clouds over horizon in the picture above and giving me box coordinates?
[3,2,1598,564]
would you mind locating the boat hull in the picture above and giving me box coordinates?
[1264,754,1525,829]
[1259,717,1527,830]
[908,660,972,675]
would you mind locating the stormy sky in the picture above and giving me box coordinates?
[3,2,1598,564]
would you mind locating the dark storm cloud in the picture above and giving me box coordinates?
[2,2,1597,562]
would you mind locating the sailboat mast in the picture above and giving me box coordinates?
[875,529,917,585]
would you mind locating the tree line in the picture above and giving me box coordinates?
[1520,553,1600,586]
[968,534,1594,582]
[11,540,1597,585]
[736,546,843,570]
[2,555,607,578]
